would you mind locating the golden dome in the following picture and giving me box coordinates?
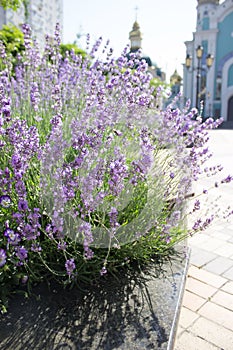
[170,70,182,85]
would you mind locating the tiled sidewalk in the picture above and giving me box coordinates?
[174,130,233,350]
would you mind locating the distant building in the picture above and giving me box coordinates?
[170,69,182,97]
[128,20,166,81]
[0,0,63,49]
[164,69,182,109]
[183,0,233,121]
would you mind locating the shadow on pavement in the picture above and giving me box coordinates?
[0,253,189,350]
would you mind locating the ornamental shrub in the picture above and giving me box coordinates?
[0,23,232,313]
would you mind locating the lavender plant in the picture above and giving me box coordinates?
[0,24,232,312]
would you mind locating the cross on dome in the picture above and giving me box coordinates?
[134,6,139,21]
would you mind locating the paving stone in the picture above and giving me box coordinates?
[197,237,225,252]
[213,242,233,257]
[211,290,233,310]
[225,222,233,231]
[189,316,233,350]
[188,265,227,288]
[204,256,233,275]
[178,307,199,329]
[182,290,206,312]
[174,330,219,350]
[185,276,217,299]
[188,234,210,247]
[176,325,185,338]
[189,247,218,268]
[178,130,233,348]
[221,281,233,294]
[223,266,233,279]
[208,229,232,241]
[198,301,233,331]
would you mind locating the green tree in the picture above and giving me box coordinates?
[0,0,29,20]
[150,77,170,98]
[60,43,86,60]
[150,77,169,91]
[0,0,22,10]
[0,24,24,66]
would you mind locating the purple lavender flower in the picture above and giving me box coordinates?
[0,195,12,208]
[50,114,62,126]
[15,246,28,261]
[0,249,7,267]
[108,152,128,196]
[100,266,107,276]
[57,241,67,250]
[11,153,22,170]
[20,222,40,241]
[21,275,29,284]
[4,228,21,245]
[1,97,11,119]
[30,82,40,111]
[202,215,214,230]
[31,243,42,252]
[65,258,75,276]
[170,210,181,224]
[192,219,202,231]
[162,224,171,235]
[109,207,119,228]
[0,41,6,60]
[18,199,28,211]
[79,222,94,259]
[193,200,200,212]
[0,21,230,290]
[221,175,233,184]
[83,246,94,260]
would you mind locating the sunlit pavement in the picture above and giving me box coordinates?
[174,130,233,350]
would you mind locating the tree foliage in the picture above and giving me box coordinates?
[150,77,170,99]
[0,0,22,10]
[0,24,24,58]
[60,43,86,59]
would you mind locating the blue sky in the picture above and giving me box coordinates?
[63,0,198,81]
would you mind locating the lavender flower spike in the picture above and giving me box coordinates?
[65,258,76,276]
[0,249,7,267]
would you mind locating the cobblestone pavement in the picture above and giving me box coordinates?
[174,130,233,350]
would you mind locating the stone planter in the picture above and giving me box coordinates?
[0,247,190,350]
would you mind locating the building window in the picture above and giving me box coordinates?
[216,77,222,100]
[214,109,220,118]
[202,17,209,30]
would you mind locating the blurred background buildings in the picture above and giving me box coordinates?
[183,0,233,122]
[128,19,166,82]
[0,0,233,122]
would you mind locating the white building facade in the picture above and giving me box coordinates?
[0,0,63,48]
[183,0,233,121]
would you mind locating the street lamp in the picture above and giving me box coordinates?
[185,46,214,112]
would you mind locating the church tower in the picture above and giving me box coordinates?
[129,20,142,52]
[127,9,166,82]
[196,0,219,31]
